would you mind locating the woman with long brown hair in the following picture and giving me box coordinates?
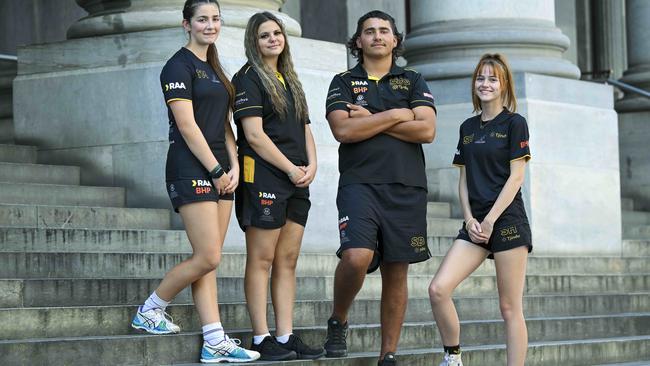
[231,11,323,361]
[130,1,259,363]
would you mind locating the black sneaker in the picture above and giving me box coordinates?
[378,352,397,366]
[279,334,326,359]
[324,317,348,357]
[251,335,297,361]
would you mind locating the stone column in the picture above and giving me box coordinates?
[406,0,622,255]
[0,55,17,142]
[67,0,301,38]
[13,0,347,251]
[617,0,650,211]
[405,0,580,80]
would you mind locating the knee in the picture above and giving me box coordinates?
[340,250,373,274]
[248,250,274,271]
[499,299,523,322]
[428,280,451,305]
[193,251,221,273]
[274,251,299,271]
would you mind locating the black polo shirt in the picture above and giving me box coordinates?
[452,108,531,221]
[325,63,435,189]
[232,63,309,166]
[161,47,230,180]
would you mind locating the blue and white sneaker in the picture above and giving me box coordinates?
[131,306,180,334]
[201,336,261,363]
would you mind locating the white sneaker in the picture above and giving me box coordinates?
[201,336,261,363]
[439,352,463,366]
[131,306,181,334]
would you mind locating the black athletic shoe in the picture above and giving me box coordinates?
[251,336,297,361]
[279,334,326,359]
[324,317,348,357]
[378,352,397,366]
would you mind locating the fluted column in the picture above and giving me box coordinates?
[404,0,580,80]
[618,0,650,111]
[67,0,300,39]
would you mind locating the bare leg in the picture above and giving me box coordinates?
[244,226,281,335]
[271,219,304,336]
[428,240,488,346]
[153,202,225,323]
[493,246,528,366]
[189,200,233,325]
[379,261,409,359]
[331,248,375,322]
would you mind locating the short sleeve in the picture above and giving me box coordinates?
[160,60,193,103]
[409,73,436,113]
[452,125,465,166]
[325,75,353,116]
[233,69,264,121]
[509,115,531,162]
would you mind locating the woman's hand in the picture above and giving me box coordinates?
[466,217,489,243]
[295,164,317,187]
[287,165,306,185]
[224,164,239,194]
[213,173,231,196]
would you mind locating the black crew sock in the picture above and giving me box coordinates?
[443,345,461,355]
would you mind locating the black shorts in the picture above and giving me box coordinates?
[235,155,310,231]
[336,183,431,273]
[166,178,233,212]
[456,219,532,259]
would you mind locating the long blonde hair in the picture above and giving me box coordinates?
[471,53,517,113]
[243,12,309,122]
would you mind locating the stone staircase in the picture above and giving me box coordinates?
[0,141,649,365]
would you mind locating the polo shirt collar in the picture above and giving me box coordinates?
[350,62,406,79]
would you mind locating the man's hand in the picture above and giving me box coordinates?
[347,103,372,118]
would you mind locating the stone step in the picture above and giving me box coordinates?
[0,226,455,254]
[0,118,13,143]
[1,334,648,366]
[2,293,648,339]
[624,225,650,239]
[0,252,647,279]
[594,362,650,366]
[0,162,80,185]
[0,204,170,230]
[622,198,635,211]
[0,182,125,207]
[623,210,650,225]
[427,217,462,235]
[623,240,650,256]
[427,201,451,218]
[2,273,647,308]
[0,143,36,164]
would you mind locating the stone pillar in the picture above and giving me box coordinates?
[13,0,347,251]
[617,0,650,210]
[405,0,580,80]
[0,55,17,142]
[407,0,622,255]
[67,0,301,38]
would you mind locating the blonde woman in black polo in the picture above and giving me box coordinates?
[231,11,323,362]
[429,54,532,366]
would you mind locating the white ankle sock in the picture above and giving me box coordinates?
[141,291,169,313]
[202,322,225,346]
[253,333,271,345]
[275,333,292,344]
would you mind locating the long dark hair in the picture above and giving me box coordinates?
[243,12,309,123]
[183,0,235,108]
[347,10,404,64]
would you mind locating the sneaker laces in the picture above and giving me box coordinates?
[153,308,175,325]
[210,336,241,354]
[328,322,347,343]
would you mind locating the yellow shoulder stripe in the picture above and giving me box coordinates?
[167,98,191,104]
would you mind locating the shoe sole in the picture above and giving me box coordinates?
[131,323,179,335]
[200,356,261,363]
[325,349,347,358]
[258,351,298,361]
[297,350,327,360]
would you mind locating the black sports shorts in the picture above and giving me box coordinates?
[456,219,532,259]
[336,183,431,273]
[166,177,233,212]
[236,155,310,231]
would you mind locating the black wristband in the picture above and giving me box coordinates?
[209,164,224,179]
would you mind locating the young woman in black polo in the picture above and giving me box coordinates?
[130,1,259,363]
[429,54,532,366]
[231,11,323,361]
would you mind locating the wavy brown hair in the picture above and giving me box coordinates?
[471,53,517,113]
[182,0,235,108]
[243,12,309,122]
